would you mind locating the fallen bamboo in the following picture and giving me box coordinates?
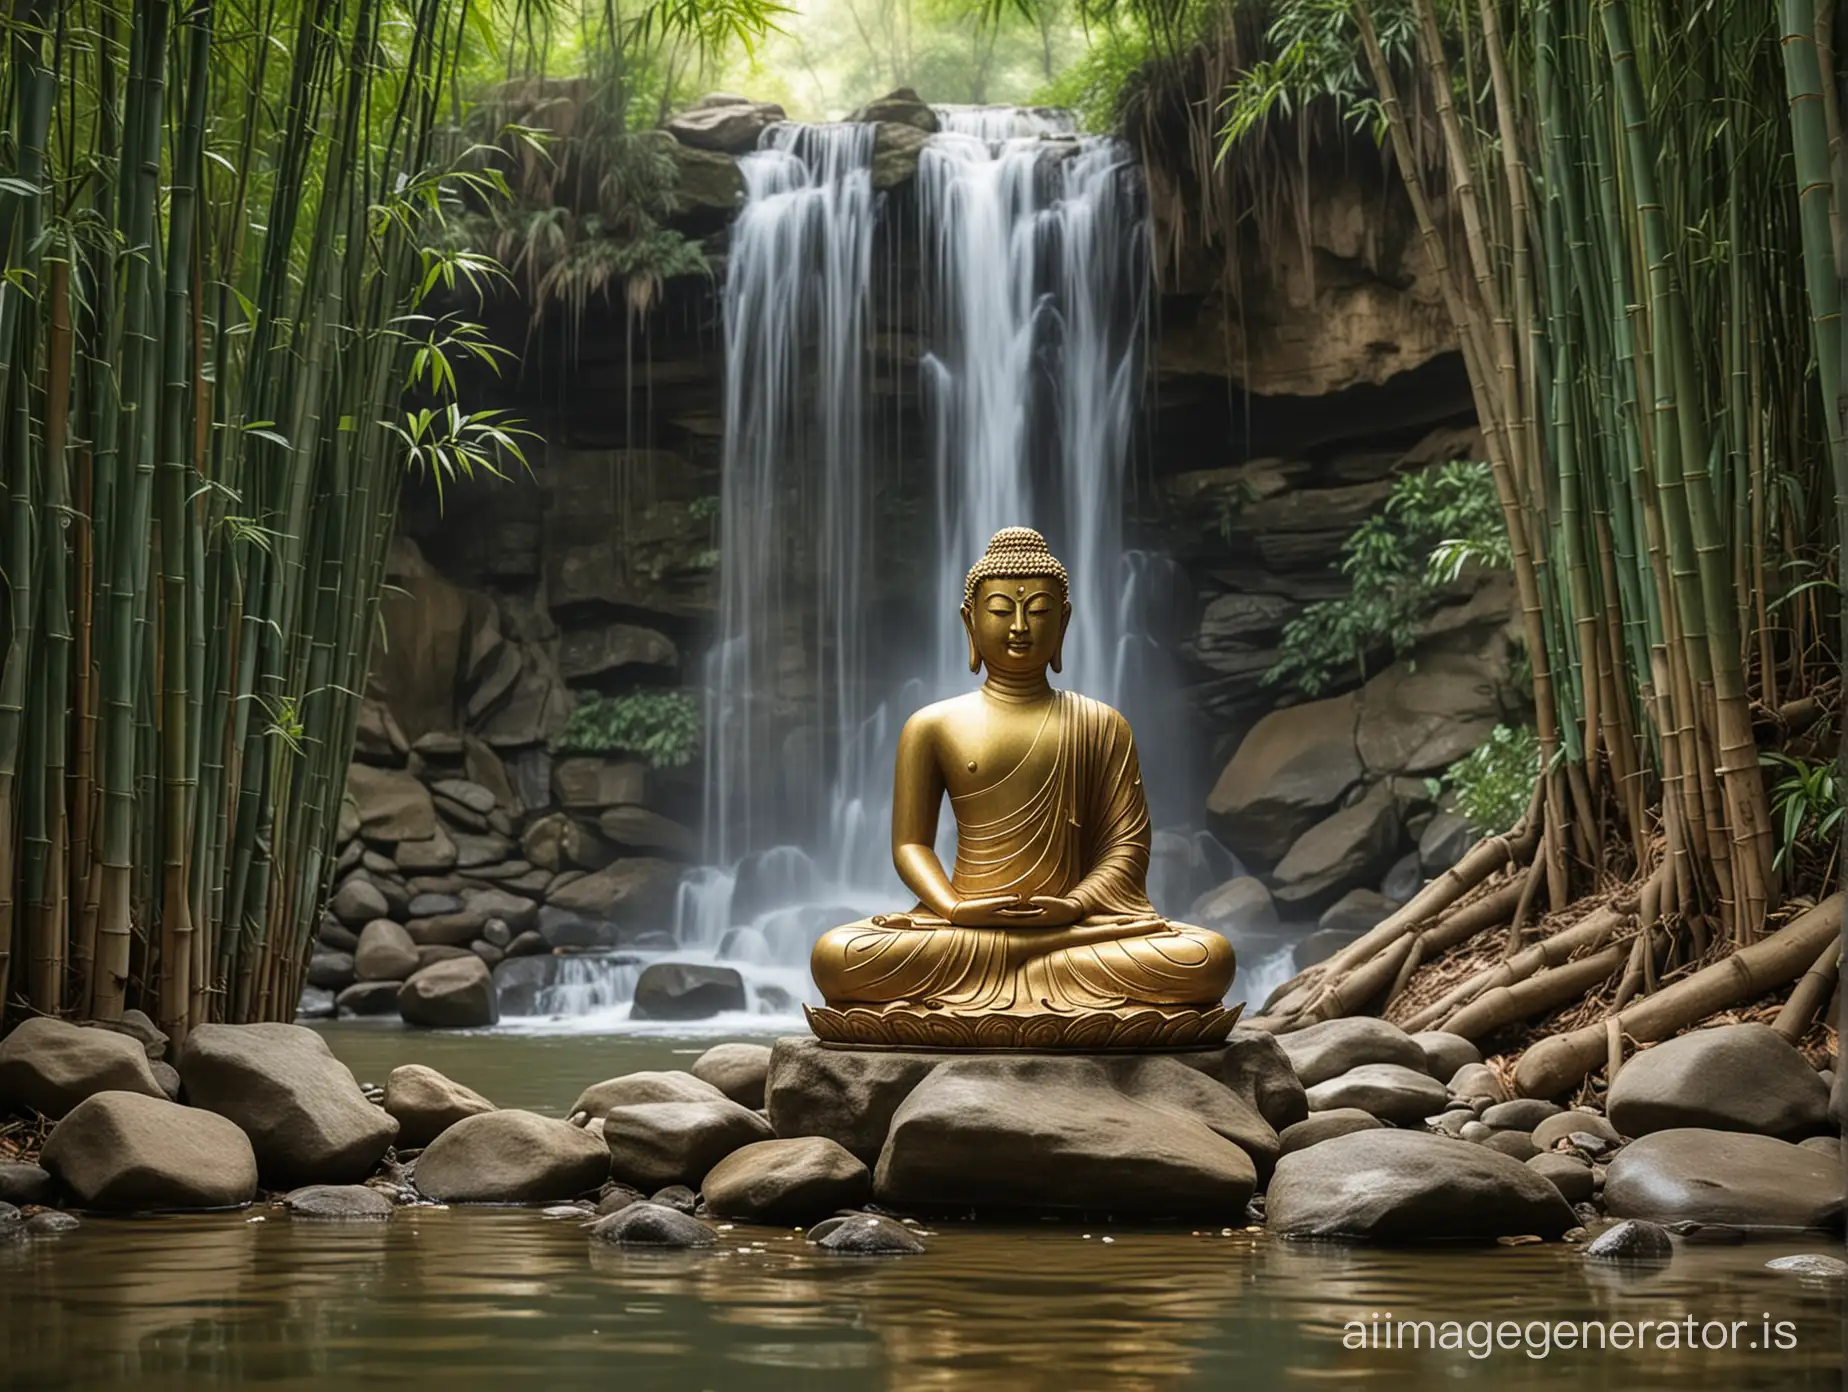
[1513,892,1845,1097]
[1441,940,1630,1040]
[1265,811,1540,1022]
[1771,940,1839,1042]
[1406,895,1632,1032]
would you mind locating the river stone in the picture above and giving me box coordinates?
[604,1099,774,1190]
[1266,1130,1576,1243]
[1584,1218,1674,1260]
[307,950,356,990]
[297,986,337,1020]
[25,1211,80,1235]
[42,1092,259,1210]
[1766,1253,1848,1277]
[850,87,937,130]
[398,957,499,1029]
[571,1070,727,1120]
[650,1184,698,1213]
[1431,1109,1475,1137]
[1213,1029,1311,1132]
[0,1017,165,1118]
[1607,1024,1831,1140]
[1603,1129,1844,1230]
[330,875,390,926]
[1527,1153,1594,1204]
[407,892,464,918]
[462,888,538,933]
[631,963,746,1020]
[318,919,360,952]
[1418,813,1474,875]
[415,1110,610,1203]
[587,1200,715,1247]
[701,1137,871,1224]
[283,1184,395,1220]
[873,1055,1259,1217]
[1533,1110,1620,1152]
[765,1038,940,1164]
[177,1023,397,1186]
[1800,1136,1842,1160]
[597,1182,646,1215]
[690,1043,772,1110]
[354,920,420,982]
[814,1212,926,1254]
[1306,1064,1450,1126]
[416,945,474,972]
[92,1009,168,1060]
[337,981,404,1017]
[1482,1130,1539,1162]
[1447,1062,1509,1103]
[1279,1108,1383,1155]
[384,1064,496,1148]
[546,856,679,921]
[1279,1017,1431,1088]
[1482,1099,1562,1132]
[0,1162,52,1206]
[1411,1032,1480,1082]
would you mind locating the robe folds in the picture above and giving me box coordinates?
[811,692,1235,1012]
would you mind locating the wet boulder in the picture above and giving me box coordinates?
[1279,1108,1382,1155]
[282,1184,395,1220]
[701,1137,871,1224]
[176,1023,398,1187]
[690,1043,772,1110]
[630,963,746,1021]
[0,1017,165,1118]
[666,94,786,154]
[1602,1129,1844,1231]
[1306,1064,1450,1126]
[354,920,420,982]
[813,1212,926,1254]
[42,1092,258,1210]
[1266,1130,1576,1243]
[1583,1218,1674,1260]
[0,1162,52,1206]
[398,956,499,1029]
[571,1070,728,1120]
[587,1200,715,1247]
[383,1064,496,1148]
[873,1055,1259,1217]
[603,1098,774,1190]
[765,1038,941,1164]
[1607,1024,1831,1141]
[1278,1017,1431,1088]
[415,1110,610,1203]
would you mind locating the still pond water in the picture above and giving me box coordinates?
[1,1022,1842,1391]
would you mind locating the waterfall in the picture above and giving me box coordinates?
[506,107,1180,1029]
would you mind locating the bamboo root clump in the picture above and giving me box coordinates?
[0,0,487,1041]
[1221,0,1846,1096]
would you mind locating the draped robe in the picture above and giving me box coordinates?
[810,692,1235,1013]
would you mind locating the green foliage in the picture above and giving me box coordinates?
[1760,753,1843,872]
[1438,725,1540,837]
[1030,19,1154,131]
[555,691,703,768]
[1265,460,1508,697]
[1217,0,1420,155]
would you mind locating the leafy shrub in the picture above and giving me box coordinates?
[554,690,701,768]
[1435,724,1539,836]
[1266,459,1508,697]
[1760,752,1842,871]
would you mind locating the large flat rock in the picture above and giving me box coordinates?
[42,1092,258,1210]
[1602,1129,1844,1231]
[1267,1129,1576,1243]
[873,1055,1260,1217]
[1607,1024,1831,1141]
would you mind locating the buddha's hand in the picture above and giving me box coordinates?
[947,894,1040,927]
[1023,895,1083,926]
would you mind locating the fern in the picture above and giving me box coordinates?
[554,691,702,768]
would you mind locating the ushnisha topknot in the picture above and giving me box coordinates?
[962,526,1070,607]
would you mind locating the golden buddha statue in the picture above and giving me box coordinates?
[807,527,1239,1050]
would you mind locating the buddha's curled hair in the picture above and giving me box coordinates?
[963,526,1070,607]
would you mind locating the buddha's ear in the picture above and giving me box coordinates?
[961,603,981,674]
[1051,600,1072,673]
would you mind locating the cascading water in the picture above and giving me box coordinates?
[503,106,1232,1031]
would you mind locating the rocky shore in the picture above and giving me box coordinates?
[1,1016,1840,1259]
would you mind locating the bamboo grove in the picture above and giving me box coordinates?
[1230,0,1847,1085]
[0,0,504,1040]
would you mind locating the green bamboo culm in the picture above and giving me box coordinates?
[0,0,495,1039]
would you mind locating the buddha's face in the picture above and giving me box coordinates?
[963,575,1070,675]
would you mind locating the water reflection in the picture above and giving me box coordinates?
[2,1209,1841,1391]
